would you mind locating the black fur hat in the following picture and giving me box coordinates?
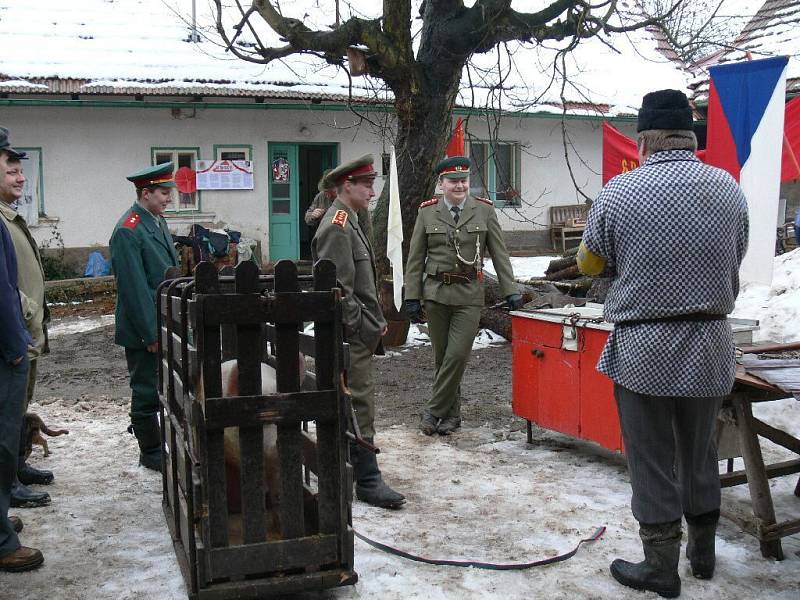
[637,89,693,132]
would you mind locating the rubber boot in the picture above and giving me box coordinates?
[685,509,719,579]
[349,439,406,509]
[129,414,163,472]
[610,520,682,598]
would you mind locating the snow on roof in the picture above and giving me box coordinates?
[0,0,690,117]
[691,0,800,103]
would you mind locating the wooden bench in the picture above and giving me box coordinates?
[549,204,588,252]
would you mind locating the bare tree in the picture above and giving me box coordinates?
[642,0,757,63]
[212,0,680,274]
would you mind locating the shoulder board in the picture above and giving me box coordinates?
[331,209,349,228]
[419,198,439,208]
[122,212,141,230]
[475,196,493,206]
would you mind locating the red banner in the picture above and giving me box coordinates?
[603,100,800,185]
[602,122,639,185]
[446,117,465,157]
[783,96,800,182]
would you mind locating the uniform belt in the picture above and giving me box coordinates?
[430,270,478,284]
[616,313,727,327]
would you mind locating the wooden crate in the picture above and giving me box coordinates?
[157,259,356,599]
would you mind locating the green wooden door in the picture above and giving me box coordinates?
[268,143,299,260]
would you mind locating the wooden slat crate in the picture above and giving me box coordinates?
[157,259,356,599]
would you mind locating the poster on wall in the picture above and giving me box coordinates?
[196,160,254,190]
[271,155,290,183]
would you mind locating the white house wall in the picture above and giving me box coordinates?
[2,102,387,259]
[462,114,637,232]
[3,101,636,258]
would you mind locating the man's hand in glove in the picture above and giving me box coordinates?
[505,294,524,310]
[404,299,425,324]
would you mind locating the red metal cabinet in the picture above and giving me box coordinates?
[512,309,623,452]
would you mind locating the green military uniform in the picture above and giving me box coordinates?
[110,163,179,471]
[312,155,404,509]
[312,198,385,437]
[405,157,518,431]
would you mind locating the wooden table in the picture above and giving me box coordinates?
[718,365,800,560]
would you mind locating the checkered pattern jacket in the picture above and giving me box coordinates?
[583,150,749,397]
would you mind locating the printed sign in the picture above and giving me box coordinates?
[196,160,254,190]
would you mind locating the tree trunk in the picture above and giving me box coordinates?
[372,72,462,283]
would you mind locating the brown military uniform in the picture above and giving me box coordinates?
[311,198,385,437]
[405,195,517,419]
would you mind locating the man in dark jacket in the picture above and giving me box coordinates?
[110,163,179,472]
[0,143,43,571]
[0,127,52,509]
[579,90,748,597]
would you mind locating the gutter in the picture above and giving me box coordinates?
[0,97,637,122]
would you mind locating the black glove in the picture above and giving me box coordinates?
[403,299,425,324]
[505,294,524,310]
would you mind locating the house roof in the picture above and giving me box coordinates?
[0,0,691,118]
[691,0,800,103]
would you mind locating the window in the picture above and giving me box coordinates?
[213,145,252,161]
[467,141,521,207]
[16,147,44,226]
[151,147,200,211]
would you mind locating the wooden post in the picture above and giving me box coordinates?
[731,392,784,560]
[274,260,305,539]
[233,261,268,544]
[194,262,229,550]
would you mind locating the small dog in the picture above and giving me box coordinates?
[23,413,69,459]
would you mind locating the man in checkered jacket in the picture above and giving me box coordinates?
[578,89,748,598]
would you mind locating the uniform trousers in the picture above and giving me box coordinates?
[346,335,377,439]
[424,300,481,419]
[614,383,723,524]
[0,356,28,557]
[124,348,159,422]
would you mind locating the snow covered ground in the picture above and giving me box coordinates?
[5,251,799,599]
[5,396,798,600]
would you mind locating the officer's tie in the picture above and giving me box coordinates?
[451,206,461,224]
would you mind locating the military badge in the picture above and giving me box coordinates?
[475,196,493,205]
[419,198,439,208]
[332,210,349,228]
[122,212,141,229]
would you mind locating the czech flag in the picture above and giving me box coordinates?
[705,56,789,285]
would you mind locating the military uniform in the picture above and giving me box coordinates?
[311,155,404,509]
[312,201,385,436]
[110,163,179,471]
[405,156,518,434]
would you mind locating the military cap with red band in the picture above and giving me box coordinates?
[323,154,377,189]
[436,156,471,179]
[126,162,177,189]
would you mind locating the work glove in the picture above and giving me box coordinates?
[505,294,524,310]
[403,299,425,324]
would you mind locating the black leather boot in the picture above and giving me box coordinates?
[129,414,163,472]
[350,440,405,509]
[18,426,54,485]
[10,481,51,508]
[17,464,54,486]
[610,520,682,598]
[419,411,439,436]
[685,509,719,579]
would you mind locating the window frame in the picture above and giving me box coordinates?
[16,147,45,218]
[466,140,522,208]
[213,144,253,161]
[151,146,202,212]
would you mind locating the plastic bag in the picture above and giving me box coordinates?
[84,250,111,277]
